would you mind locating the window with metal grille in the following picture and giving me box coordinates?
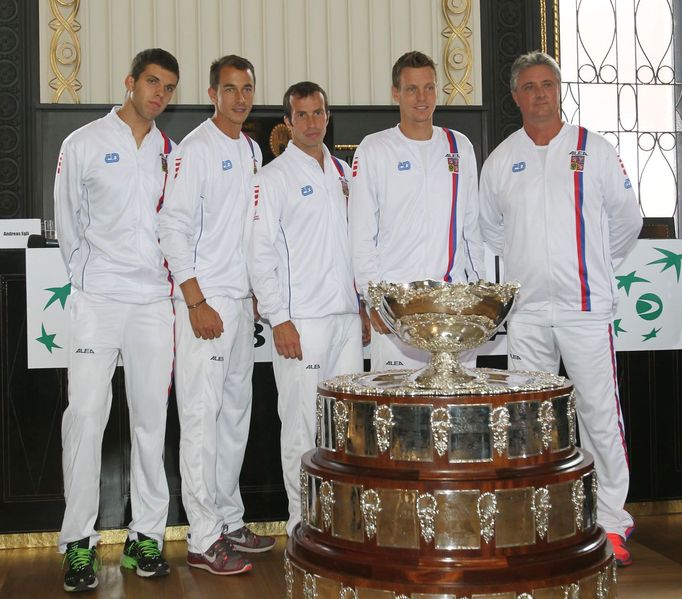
[558,0,680,234]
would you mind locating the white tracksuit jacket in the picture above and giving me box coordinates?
[348,125,485,301]
[248,141,358,326]
[159,119,262,299]
[479,123,643,324]
[54,107,173,303]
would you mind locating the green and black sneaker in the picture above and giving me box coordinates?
[120,533,169,578]
[63,537,99,592]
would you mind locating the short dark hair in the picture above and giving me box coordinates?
[129,48,179,82]
[510,51,561,91]
[210,55,256,89]
[283,81,329,120]
[391,51,436,88]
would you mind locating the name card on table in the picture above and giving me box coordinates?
[0,219,40,248]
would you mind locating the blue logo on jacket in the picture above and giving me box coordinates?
[301,185,313,196]
[397,161,411,171]
[222,160,233,171]
[104,153,120,164]
[512,161,526,173]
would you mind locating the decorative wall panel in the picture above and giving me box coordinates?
[38,0,482,106]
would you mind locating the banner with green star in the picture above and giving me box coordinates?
[26,249,71,368]
[613,239,682,351]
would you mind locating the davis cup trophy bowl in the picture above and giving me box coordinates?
[368,279,519,390]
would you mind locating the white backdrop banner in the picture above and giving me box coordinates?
[25,240,682,368]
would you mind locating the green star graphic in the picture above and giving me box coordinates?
[642,327,661,341]
[648,248,682,282]
[613,319,627,337]
[35,324,62,353]
[43,282,71,310]
[615,271,649,296]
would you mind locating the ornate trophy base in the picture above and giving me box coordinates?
[284,368,619,599]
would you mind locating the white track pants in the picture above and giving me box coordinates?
[175,297,254,554]
[370,333,476,371]
[273,314,363,535]
[59,291,174,552]
[507,320,634,537]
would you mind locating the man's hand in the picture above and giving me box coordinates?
[252,296,261,321]
[369,307,390,334]
[360,303,372,346]
[189,301,224,340]
[179,278,223,340]
[273,320,302,360]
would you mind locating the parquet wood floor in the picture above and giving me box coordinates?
[0,514,680,598]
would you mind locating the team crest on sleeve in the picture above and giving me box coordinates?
[57,152,63,175]
[174,156,182,179]
[569,150,587,172]
[352,155,359,178]
[618,155,633,189]
[445,153,459,173]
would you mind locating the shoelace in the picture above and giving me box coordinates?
[135,538,162,558]
[215,538,240,562]
[64,545,93,571]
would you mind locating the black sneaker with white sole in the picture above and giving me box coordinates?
[120,533,169,577]
[63,537,99,592]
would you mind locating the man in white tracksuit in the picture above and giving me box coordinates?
[159,55,274,577]
[248,81,365,536]
[479,51,642,567]
[55,48,179,592]
[349,51,485,371]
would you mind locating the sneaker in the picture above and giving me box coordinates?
[120,533,169,578]
[187,536,252,575]
[606,532,633,567]
[63,538,99,592]
[223,525,276,553]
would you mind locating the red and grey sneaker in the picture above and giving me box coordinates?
[606,532,633,567]
[187,536,252,575]
[223,525,276,553]
[63,537,100,592]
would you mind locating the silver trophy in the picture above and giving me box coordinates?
[368,280,519,390]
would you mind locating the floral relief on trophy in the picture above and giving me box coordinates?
[538,399,556,450]
[567,390,577,445]
[532,486,552,540]
[416,492,438,544]
[339,587,358,599]
[564,582,580,599]
[430,407,452,457]
[571,479,586,531]
[303,572,317,599]
[477,492,498,544]
[591,472,599,525]
[320,480,334,532]
[284,554,294,599]
[490,406,511,456]
[360,488,381,539]
[300,468,309,524]
[333,399,349,451]
[374,404,394,453]
[316,394,323,448]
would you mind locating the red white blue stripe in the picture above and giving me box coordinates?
[443,128,459,282]
[573,126,591,311]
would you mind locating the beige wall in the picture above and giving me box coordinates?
[40,0,482,106]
